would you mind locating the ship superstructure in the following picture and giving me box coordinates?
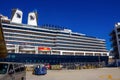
[0,9,108,56]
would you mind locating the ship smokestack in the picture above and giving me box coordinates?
[27,11,38,26]
[11,9,23,24]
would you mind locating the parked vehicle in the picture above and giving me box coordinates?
[0,62,26,80]
[33,64,47,75]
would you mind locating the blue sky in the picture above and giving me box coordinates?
[0,0,120,50]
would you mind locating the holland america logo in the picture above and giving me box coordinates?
[30,15,34,20]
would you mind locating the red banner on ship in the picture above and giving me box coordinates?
[38,47,51,51]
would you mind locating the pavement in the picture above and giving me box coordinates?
[26,68,120,80]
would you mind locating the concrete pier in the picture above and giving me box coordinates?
[26,68,120,80]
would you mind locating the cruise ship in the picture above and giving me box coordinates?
[0,9,108,65]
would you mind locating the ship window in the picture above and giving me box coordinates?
[53,60,55,63]
[38,60,40,62]
[11,55,15,58]
[30,60,32,62]
[34,60,36,62]
[41,60,44,62]
[49,60,51,62]
[25,60,28,62]
[45,60,48,63]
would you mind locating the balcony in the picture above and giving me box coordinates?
[20,48,35,51]
[7,47,15,50]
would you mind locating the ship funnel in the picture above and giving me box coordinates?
[27,11,38,26]
[11,9,23,24]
